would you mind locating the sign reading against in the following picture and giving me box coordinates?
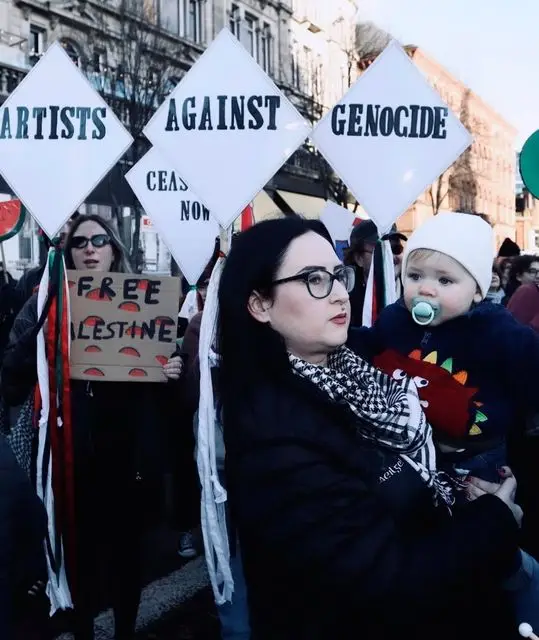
[125,147,220,284]
[0,42,133,238]
[143,29,311,229]
[311,41,472,233]
[320,201,358,246]
[68,270,181,382]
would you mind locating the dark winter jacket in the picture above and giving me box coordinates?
[1,294,171,493]
[507,283,539,332]
[0,434,46,639]
[224,373,519,640]
[348,300,539,452]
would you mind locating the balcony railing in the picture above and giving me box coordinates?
[0,63,26,99]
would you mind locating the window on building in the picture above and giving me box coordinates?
[244,13,257,58]
[229,3,241,38]
[143,0,158,22]
[18,215,37,266]
[188,0,204,43]
[62,41,82,67]
[92,49,107,73]
[29,25,45,64]
[301,46,314,94]
[291,44,301,89]
[260,23,272,73]
[160,0,180,34]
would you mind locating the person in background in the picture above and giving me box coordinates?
[503,254,539,306]
[2,214,176,640]
[507,276,539,333]
[486,262,505,304]
[496,238,521,268]
[344,220,406,326]
[12,221,72,318]
[0,261,18,367]
[499,258,514,292]
[0,432,48,640]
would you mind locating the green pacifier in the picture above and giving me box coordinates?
[411,300,438,326]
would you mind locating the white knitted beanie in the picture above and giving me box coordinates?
[402,212,494,299]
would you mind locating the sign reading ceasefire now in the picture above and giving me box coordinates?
[68,271,181,382]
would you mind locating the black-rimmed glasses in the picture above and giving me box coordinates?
[273,266,355,299]
[71,234,111,250]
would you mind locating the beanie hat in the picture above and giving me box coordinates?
[402,212,494,299]
[497,237,520,258]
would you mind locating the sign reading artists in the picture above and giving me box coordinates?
[68,270,181,382]
[126,147,220,284]
[0,42,133,238]
[143,28,312,229]
[311,40,472,233]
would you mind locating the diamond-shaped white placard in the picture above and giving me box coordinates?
[143,28,312,230]
[311,41,472,233]
[125,147,219,284]
[320,201,358,244]
[0,42,133,238]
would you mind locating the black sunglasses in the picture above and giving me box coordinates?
[71,234,111,249]
[273,266,355,300]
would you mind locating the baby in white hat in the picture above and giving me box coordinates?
[349,211,539,625]
[351,211,539,478]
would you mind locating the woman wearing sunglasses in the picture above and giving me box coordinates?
[215,217,519,640]
[2,214,179,640]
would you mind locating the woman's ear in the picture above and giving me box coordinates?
[248,291,272,324]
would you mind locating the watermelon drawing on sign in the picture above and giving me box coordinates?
[119,346,141,357]
[0,200,25,242]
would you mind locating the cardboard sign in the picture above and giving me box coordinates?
[125,147,220,284]
[0,42,133,238]
[311,41,472,233]
[68,270,181,382]
[143,29,312,229]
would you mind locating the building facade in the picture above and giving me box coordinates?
[384,47,516,248]
[0,0,357,273]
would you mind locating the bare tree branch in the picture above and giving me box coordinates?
[356,21,392,61]
[79,0,185,265]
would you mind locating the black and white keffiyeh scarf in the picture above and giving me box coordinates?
[289,346,454,508]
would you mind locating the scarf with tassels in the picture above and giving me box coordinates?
[289,346,454,508]
[35,245,75,613]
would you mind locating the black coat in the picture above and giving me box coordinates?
[1,293,171,486]
[0,434,46,639]
[1,293,175,613]
[224,374,520,640]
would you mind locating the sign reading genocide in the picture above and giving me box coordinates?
[68,271,181,382]
[311,40,472,233]
[0,42,133,239]
[125,147,220,284]
[143,28,312,229]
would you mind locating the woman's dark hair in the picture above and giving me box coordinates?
[218,217,333,415]
[505,254,539,300]
[64,214,132,273]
